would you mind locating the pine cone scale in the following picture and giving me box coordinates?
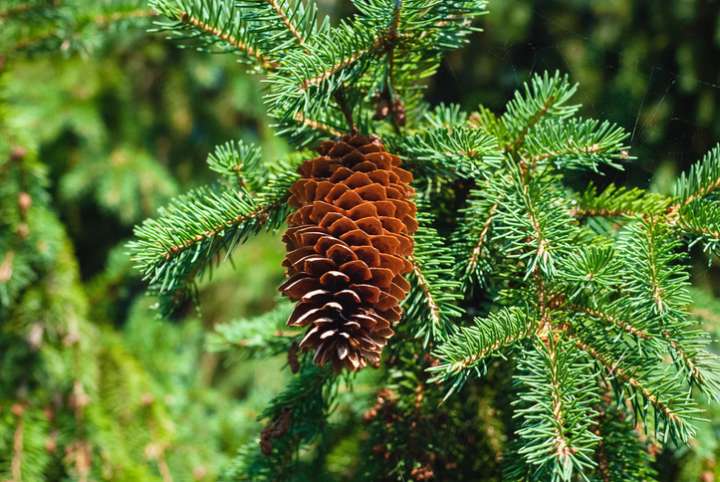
[281,134,417,371]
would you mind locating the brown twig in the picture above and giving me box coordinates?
[293,112,343,137]
[505,94,558,153]
[467,203,497,274]
[266,0,306,49]
[570,305,651,340]
[559,324,681,424]
[162,203,280,262]
[410,256,442,332]
[179,11,278,70]
[10,404,25,482]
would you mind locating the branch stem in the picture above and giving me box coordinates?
[179,11,278,70]
[266,0,307,49]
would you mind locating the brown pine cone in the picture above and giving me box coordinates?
[279,134,417,371]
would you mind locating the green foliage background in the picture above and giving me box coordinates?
[1,0,720,481]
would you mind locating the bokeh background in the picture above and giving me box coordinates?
[2,1,720,480]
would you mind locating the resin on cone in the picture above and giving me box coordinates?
[279,134,418,371]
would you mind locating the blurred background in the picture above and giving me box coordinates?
[1,1,720,481]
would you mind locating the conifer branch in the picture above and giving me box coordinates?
[543,339,573,463]
[112,3,720,477]
[513,337,600,479]
[502,72,579,153]
[664,336,702,383]
[528,143,598,165]
[568,334,673,419]
[521,118,630,172]
[561,246,620,294]
[160,199,278,263]
[570,207,638,219]
[265,0,307,49]
[207,140,263,190]
[676,199,720,257]
[494,168,575,278]
[467,202,497,278]
[663,335,720,400]
[616,220,691,331]
[410,259,441,329]
[177,11,277,70]
[526,188,551,276]
[679,223,720,240]
[644,226,665,314]
[508,95,557,152]
[560,325,697,443]
[440,324,523,373]
[570,304,651,340]
[571,184,670,220]
[292,112,343,137]
[128,178,295,313]
[451,177,505,291]
[299,35,386,90]
[398,126,503,178]
[673,143,720,206]
[571,286,717,398]
[430,307,536,393]
[405,212,463,343]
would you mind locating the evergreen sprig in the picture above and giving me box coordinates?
[451,181,500,291]
[404,211,463,344]
[561,320,702,444]
[207,301,297,358]
[492,168,578,278]
[207,139,265,190]
[573,184,670,220]
[673,143,720,206]
[398,123,503,179]
[677,199,720,258]
[128,177,294,313]
[501,71,579,152]
[511,337,600,481]
[521,117,630,172]
[149,0,276,70]
[429,307,535,395]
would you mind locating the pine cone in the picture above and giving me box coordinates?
[279,134,417,371]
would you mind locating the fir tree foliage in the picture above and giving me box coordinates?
[404,210,463,345]
[1,7,255,480]
[673,144,720,259]
[131,1,720,481]
[149,0,488,145]
[129,163,297,313]
[0,0,154,55]
[0,132,240,481]
[511,338,600,481]
[207,301,296,358]
[207,139,265,190]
